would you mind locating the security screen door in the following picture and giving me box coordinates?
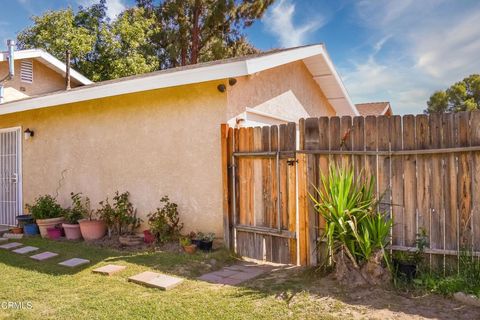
[0,127,21,226]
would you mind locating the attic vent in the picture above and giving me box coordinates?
[20,60,33,83]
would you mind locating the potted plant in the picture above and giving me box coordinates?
[10,226,23,234]
[143,230,155,244]
[180,236,196,254]
[62,193,85,240]
[79,194,107,241]
[26,195,65,239]
[199,232,215,252]
[47,226,62,240]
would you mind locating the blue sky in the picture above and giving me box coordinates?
[2,0,480,114]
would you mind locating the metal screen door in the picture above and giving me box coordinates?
[0,127,21,226]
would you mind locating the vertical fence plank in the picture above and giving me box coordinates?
[253,127,264,227]
[270,126,279,229]
[443,113,458,264]
[390,115,404,246]
[317,117,330,265]
[429,113,444,268]
[297,152,308,266]
[286,122,297,264]
[456,112,472,250]
[352,116,365,180]
[262,126,272,228]
[377,116,391,214]
[340,116,353,167]
[470,111,480,254]
[403,115,417,246]
[364,116,377,194]
[329,116,341,167]
[220,124,231,249]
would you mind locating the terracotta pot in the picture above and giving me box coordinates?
[10,227,23,234]
[36,217,65,239]
[183,244,197,254]
[62,223,82,240]
[47,227,62,240]
[119,235,143,246]
[78,219,106,241]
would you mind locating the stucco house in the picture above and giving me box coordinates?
[0,41,92,103]
[0,43,359,236]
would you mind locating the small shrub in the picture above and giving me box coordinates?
[26,195,64,220]
[98,191,141,236]
[147,196,183,243]
[179,237,191,246]
[201,232,215,242]
[64,192,91,224]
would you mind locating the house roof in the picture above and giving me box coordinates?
[0,44,359,117]
[0,49,92,86]
[355,102,392,116]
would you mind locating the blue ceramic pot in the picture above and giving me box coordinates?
[24,223,39,236]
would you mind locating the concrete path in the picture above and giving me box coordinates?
[198,262,273,286]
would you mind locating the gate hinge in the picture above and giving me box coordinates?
[287,159,298,166]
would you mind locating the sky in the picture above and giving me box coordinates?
[2,0,480,114]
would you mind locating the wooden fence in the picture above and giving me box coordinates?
[222,111,480,267]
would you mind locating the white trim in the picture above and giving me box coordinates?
[0,44,359,117]
[0,49,92,85]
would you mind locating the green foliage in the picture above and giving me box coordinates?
[179,236,191,246]
[147,196,183,243]
[413,251,480,297]
[16,0,272,81]
[310,164,392,266]
[425,74,480,113]
[26,195,64,220]
[63,192,92,224]
[98,191,142,236]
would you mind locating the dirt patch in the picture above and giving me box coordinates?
[250,267,480,319]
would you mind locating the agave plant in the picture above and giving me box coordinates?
[310,164,392,268]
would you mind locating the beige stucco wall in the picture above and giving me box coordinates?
[0,81,227,235]
[227,60,336,121]
[0,60,337,238]
[0,59,80,102]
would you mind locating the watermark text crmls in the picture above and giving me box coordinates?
[1,301,33,310]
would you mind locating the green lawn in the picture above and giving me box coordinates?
[2,238,476,320]
[0,238,341,320]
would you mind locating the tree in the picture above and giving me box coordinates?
[425,74,480,113]
[16,0,273,81]
[156,0,273,67]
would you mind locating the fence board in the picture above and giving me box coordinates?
[403,115,417,246]
[377,116,390,214]
[390,115,404,246]
[443,113,458,254]
[471,111,480,252]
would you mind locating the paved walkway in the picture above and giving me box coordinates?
[198,262,273,285]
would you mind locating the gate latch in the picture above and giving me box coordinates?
[287,159,298,166]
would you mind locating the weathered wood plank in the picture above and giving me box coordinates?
[456,112,472,249]
[297,152,308,266]
[390,115,404,246]
[470,111,480,253]
[317,116,330,265]
[415,115,430,253]
[329,116,341,167]
[340,116,353,168]
[352,116,365,181]
[403,115,417,246]
[287,122,297,264]
[220,124,231,248]
[247,127,255,226]
[364,116,377,194]
[253,127,263,228]
[262,126,271,228]
[429,113,444,267]
[270,126,279,229]
[377,115,390,215]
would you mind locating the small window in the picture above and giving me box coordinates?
[20,60,33,83]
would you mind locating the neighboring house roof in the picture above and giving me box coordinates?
[355,102,393,116]
[0,49,92,86]
[0,44,359,117]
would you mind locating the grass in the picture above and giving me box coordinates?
[0,237,345,320]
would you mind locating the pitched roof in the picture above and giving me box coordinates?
[0,49,92,85]
[355,102,392,116]
[0,44,359,117]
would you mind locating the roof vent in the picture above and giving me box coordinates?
[20,60,33,83]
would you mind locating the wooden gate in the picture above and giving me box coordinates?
[221,124,298,264]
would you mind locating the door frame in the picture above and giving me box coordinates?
[0,126,23,225]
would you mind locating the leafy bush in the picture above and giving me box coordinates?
[98,191,142,236]
[311,164,392,267]
[147,196,183,243]
[26,195,64,220]
[64,192,91,224]
[179,237,191,246]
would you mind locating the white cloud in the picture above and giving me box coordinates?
[342,1,480,114]
[78,0,126,20]
[262,0,324,47]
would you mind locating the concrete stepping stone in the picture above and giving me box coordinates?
[128,271,183,290]
[12,246,39,254]
[3,233,23,239]
[0,242,23,250]
[59,258,90,268]
[92,264,126,275]
[30,252,59,261]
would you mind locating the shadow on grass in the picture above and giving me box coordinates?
[0,236,237,278]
